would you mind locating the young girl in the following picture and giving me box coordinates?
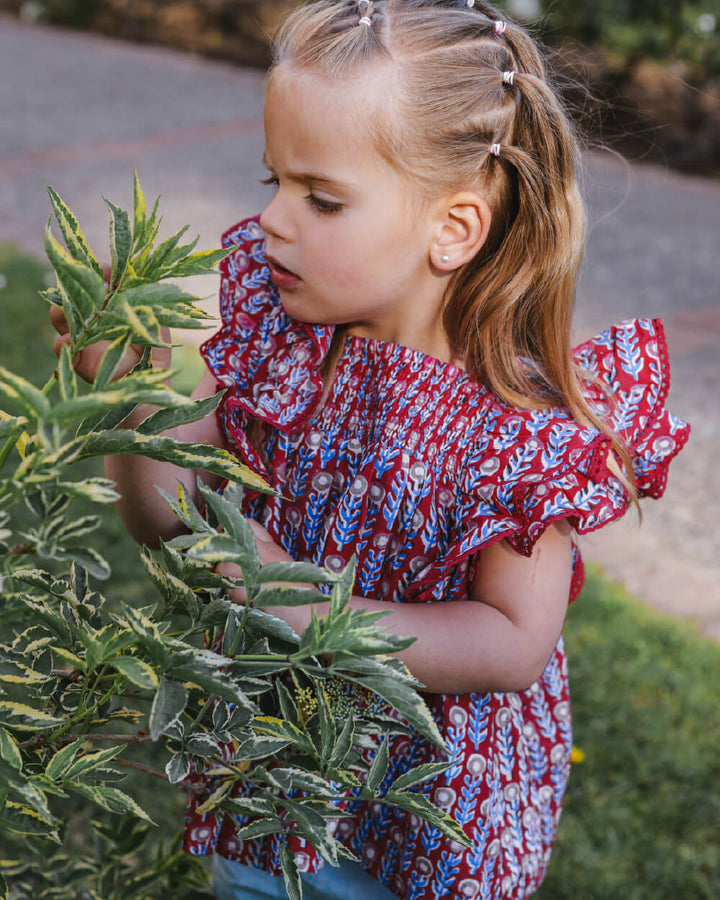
[52,0,689,897]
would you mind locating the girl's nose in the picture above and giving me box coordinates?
[259,192,292,243]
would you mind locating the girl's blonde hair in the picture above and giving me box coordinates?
[269,0,636,495]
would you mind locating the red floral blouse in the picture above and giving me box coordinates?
[183,217,689,900]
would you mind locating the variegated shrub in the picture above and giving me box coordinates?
[0,178,466,900]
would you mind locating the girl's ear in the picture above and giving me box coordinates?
[430,191,492,271]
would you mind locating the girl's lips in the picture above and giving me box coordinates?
[267,256,301,290]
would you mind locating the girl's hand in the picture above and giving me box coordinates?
[48,264,171,383]
[216,520,298,604]
[245,518,296,566]
[218,521,324,637]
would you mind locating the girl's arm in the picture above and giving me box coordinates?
[238,520,573,695]
[105,368,227,547]
[50,304,226,546]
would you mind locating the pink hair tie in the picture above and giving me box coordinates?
[358,15,372,25]
[489,143,501,157]
[466,0,475,6]
[494,19,507,34]
[503,70,515,85]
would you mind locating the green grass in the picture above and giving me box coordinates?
[538,569,720,899]
[2,245,720,896]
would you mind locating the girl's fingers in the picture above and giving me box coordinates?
[52,331,71,358]
[49,303,70,335]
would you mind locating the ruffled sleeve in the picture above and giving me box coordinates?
[200,217,334,472]
[444,318,689,580]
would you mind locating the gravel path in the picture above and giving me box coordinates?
[2,15,718,635]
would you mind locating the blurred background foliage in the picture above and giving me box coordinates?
[1,0,719,172]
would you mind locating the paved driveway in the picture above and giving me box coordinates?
[2,16,718,634]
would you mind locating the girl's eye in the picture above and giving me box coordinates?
[306,193,343,215]
[260,176,279,189]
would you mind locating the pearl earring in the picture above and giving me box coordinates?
[441,255,450,264]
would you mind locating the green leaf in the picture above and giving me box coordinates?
[72,429,272,491]
[132,170,147,246]
[135,391,223,436]
[165,753,190,784]
[221,796,277,819]
[141,224,190,278]
[0,365,51,423]
[44,218,106,323]
[365,736,389,795]
[94,334,133,392]
[185,734,220,758]
[276,681,301,729]
[0,800,60,838]
[168,245,238,278]
[48,478,120,504]
[55,546,110,580]
[316,686,335,762]
[234,736,291,761]
[149,678,187,740]
[45,739,83,781]
[69,782,154,823]
[57,343,77,402]
[0,660,51,686]
[184,533,259,578]
[382,789,471,848]
[390,761,453,794]
[234,817,283,841]
[63,746,123,781]
[50,382,193,428]
[161,233,199,269]
[0,727,22,770]
[279,840,303,900]
[156,482,213,535]
[132,194,161,270]
[139,547,199,616]
[256,586,325,609]
[271,767,340,799]
[0,413,28,440]
[328,715,355,769]
[104,196,132,286]
[344,670,444,749]
[108,281,208,315]
[46,184,104,278]
[0,702,65,732]
[49,646,85,670]
[198,482,261,570]
[253,716,317,757]
[111,655,158,691]
[256,561,337,586]
[168,663,258,713]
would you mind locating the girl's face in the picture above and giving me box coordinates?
[260,68,450,355]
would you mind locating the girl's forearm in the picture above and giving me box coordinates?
[106,370,226,547]
[105,404,203,547]
[249,592,558,695]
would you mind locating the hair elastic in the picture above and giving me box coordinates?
[489,143,501,157]
[357,0,373,26]
[503,70,515,85]
[494,19,507,34]
[466,0,475,7]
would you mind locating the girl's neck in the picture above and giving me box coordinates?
[345,320,465,371]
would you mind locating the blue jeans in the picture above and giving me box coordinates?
[213,856,397,900]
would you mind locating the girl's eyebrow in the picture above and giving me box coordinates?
[262,154,352,188]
